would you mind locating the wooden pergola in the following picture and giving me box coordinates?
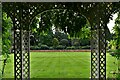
[1,1,120,80]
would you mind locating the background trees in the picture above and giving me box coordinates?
[113,13,120,50]
[109,12,120,53]
[30,9,91,50]
[108,12,120,78]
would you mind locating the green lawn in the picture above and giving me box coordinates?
[3,52,118,78]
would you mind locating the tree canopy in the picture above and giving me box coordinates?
[113,12,120,49]
[31,9,88,38]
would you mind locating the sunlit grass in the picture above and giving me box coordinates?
[3,52,117,78]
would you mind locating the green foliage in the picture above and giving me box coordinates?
[2,12,12,77]
[108,40,116,50]
[30,17,39,32]
[49,47,53,50]
[110,49,120,59]
[0,37,1,50]
[108,12,120,59]
[30,46,41,50]
[32,9,87,38]
[55,45,65,50]
[40,45,49,50]
[54,30,68,41]
[66,46,76,50]
[109,12,120,78]
[79,24,91,39]
[39,31,53,46]
[113,12,120,49]
[73,41,80,47]
[30,29,53,46]
[30,9,91,49]
[81,46,90,49]
[2,12,12,58]
[60,39,69,46]
[80,39,90,46]
[52,38,59,48]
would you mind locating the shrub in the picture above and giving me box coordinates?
[109,49,120,59]
[38,43,41,47]
[55,45,65,50]
[60,39,69,46]
[40,45,49,50]
[30,46,34,50]
[66,46,75,50]
[73,41,80,47]
[81,45,90,49]
[49,47,54,50]
[30,46,40,50]
[52,38,59,48]
[80,39,90,46]
[75,46,81,49]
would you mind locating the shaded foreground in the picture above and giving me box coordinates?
[3,52,117,78]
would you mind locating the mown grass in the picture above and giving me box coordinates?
[3,52,118,78]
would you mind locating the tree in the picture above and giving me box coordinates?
[113,16,120,49]
[79,24,91,39]
[109,12,120,78]
[52,38,59,48]
[110,12,120,51]
[2,12,12,77]
[30,9,88,48]
[33,9,87,38]
[54,28,68,41]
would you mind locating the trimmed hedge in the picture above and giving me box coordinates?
[30,45,90,50]
[40,45,49,50]
[55,45,65,50]
[66,46,75,50]
[49,47,54,50]
[66,46,82,50]
[60,39,69,46]
[30,46,40,50]
[81,45,90,49]
[30,45,49,50]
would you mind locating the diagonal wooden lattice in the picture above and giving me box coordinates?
[91,24,106,79]
[22,30,30,79]
[14,29,22,79]
[99,28,106,79]
[91,29,99,78]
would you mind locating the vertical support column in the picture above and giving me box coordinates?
[99,28,106,79]
[14,28,22,80]
[91,27,100,79]
[91,25,106,79]
[14,3,30,80]
[13,4,23,79]
[21,3,30,79]
[22,30,30,79]
[14,20,30,80]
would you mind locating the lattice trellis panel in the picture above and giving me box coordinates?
[91,29,99,78]
[22,30,30,79]
[13,3,22,80]
[99,28,106,79]
[14,29,22,79]
[14,29,30,80]
[91,24,106,79]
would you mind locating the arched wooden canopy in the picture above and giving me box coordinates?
[3,2,120,29]
[2,2,120,80]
